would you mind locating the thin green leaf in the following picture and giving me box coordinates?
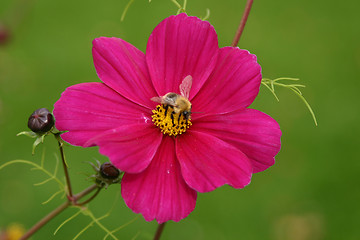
[201,8,211,21]
[83,210,118,240]
[34,177,54,186]
[53,154,59,176]
[121,0,135,22]
[0,159,64,187]
[289,86,303,95]
[54,209,83,235]
[171,0,186,13]
[183,0,187,11]
[40,149,46,167]
[171,0,182,9]
[288,84,306,88]
[130,232,141,240]
[261,82,279,101]
[42,189,63,205]
[273,82,306,90]
[17,131,37,138]
[73,220,94,240]
[270,80,276,92]
[103,216,140,240]
[32,137,43,155]
[0,159,37,170]
[261,77,318,126]
[273,77,300,82]
[289,87,318,126]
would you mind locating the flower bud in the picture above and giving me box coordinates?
[100,162,120,179]
[27,108,54,133]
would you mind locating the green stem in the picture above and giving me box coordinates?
[231,0,254,47]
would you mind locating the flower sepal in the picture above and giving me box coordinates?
[17,130,38,138]
[17,131,47,155]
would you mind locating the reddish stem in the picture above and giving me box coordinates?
[55,134,73,198]
[153,222,166,240]
[231,0,254,47]
[19,184,98,240]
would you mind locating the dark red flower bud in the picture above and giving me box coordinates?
[100,162,120,179]
[27,108,54,133]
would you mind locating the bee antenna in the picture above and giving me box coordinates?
[190,111,203,114]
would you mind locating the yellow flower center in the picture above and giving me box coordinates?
[152,104,192,136]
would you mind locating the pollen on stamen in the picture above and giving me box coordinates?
[151,104,192,136]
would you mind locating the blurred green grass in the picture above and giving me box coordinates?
[1,0,359,239]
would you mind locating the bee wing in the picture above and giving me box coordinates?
[151,96,177,106]
[179,75,192,99]
[151,96,163,103]
[162,97,176,106]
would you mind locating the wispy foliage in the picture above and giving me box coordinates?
[0,151,66,203]
[261,77,318,126]
[53,193,139,240]
[121,0,210,22]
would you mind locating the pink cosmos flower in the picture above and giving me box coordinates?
[53,13,281,223]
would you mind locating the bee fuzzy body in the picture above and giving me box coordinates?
[151,75,193,120]
[162,92,192,120]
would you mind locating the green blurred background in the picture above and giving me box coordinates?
[1,0,359,239]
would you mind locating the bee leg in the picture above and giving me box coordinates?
[163,104,168,116]
[182,112,188,124]
[177,114,181,124]
[171,111,176,126]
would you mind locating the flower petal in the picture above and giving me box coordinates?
[85,123,163,173]
[122,136,197,223]
[53,82,150,147]
[92,37,157,108]
[192,109,282,173]
[176,130,252,193]
[191,47,261,116]
[146,13,218,99]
